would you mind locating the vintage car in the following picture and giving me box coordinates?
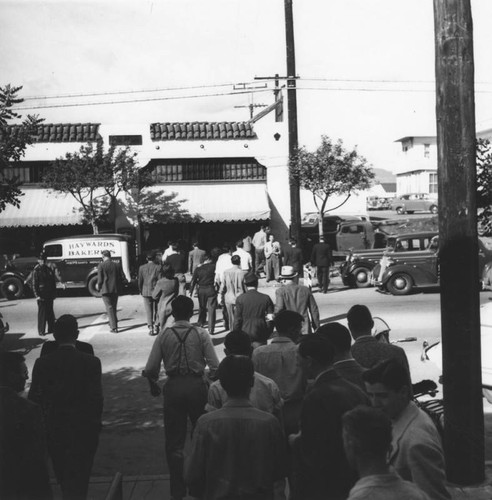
[373,235,492,295]
[390,193,438,215]
[340,231,437,288]
[422,301,492,402]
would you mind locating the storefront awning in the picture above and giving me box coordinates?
[146,182,271,223]
[0,189,84,227]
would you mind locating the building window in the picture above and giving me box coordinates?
[429,173,438,193]
[424,144,430,159]
[148,157,267,182]
[109,135,143,146]
[2,162,50,184]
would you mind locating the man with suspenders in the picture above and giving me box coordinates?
[143,296,219,500]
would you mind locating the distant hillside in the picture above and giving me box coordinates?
[372,168,396,183]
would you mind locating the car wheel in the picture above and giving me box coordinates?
[87,275,101,298]
[0,276,24,300]
[430,205,438,214]
[352,267,371,288]
[396,207,405,215]
[386,273,413,295]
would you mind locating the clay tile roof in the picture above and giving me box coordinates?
[149,121,257,141]
[4,123,100,143]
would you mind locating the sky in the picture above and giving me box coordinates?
[2,0,492,173]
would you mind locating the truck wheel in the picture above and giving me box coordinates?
[352,267,371,288]
[396,207,405,215]
[430,205,438,214]
[0,276,24,300]
[87,276,101,298]
[386,273,413,295]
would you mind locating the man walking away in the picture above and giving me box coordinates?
[252,225,267,276]
[214,244,233,330]
[29,315,103,500]
[275,265,320,336]
[188,241,206,275]
[252,310,307,435]
[234,272,274,347]
[219,255,247,331]
[189,253,217,334]
[347,304,410,370]
[233,239,252,272]
[290,334,369,500]
[152,265,179,334]
[143,296,219,500]
[283,237,303,284]
[186,355,286,500]
[363,359,450,500]
[32,252,62,336]
[317,322,367,391]
[165,242,188,296]
[310,235,332,293]
[138,251,161,335]
[343,405,430,500]
[1,352,52,500]
[96,249,127,333]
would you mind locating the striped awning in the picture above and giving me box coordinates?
[0,189,84,227]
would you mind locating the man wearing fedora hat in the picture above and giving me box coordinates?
[275,265,320,336]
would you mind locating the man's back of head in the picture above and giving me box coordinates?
[0,351,27,392]
[218,355,254,399]
[236,239,244,249]
[231,255,241,267]
[224,330,253,358]
[171,296,194,321]
[298,333,335,375]
[317,322,352,356]
[53,314,79,345]
[273,310,303,341]
[347,304,374,338]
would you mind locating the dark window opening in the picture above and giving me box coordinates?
[109,135,143,146]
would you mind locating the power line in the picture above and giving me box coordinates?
[13,88,272,111]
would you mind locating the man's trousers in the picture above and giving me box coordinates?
[317,266,330,293]
[197,285,217,335]
[101,293,118,330]
[142,296,158,328]
[37,297,55,335]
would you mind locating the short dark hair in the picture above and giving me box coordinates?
[244,272,258,287]
[218,355,254,398]
[236,239,244,248]
[161,264,174,279]
[210,247,222,261]
[222,243,231,253]
[298,333,335,365]
[347,305,374,331]
[171,296,194,320]
[362,358,412,392]
[0,351,25,385]
[147,251,157,261]
[53,314,78,343]
[274,310,303,337]
[231,255,241,266]
[317,322,352,353]
[342,405,392,456]
[101,250,111,258]
[224,330,252,357]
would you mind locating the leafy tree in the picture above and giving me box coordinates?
[290,135,374,241]
[476,138,492,235]
[0,85,43,212]
[43,139,150,234]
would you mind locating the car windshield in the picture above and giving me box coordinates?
[479,237,492,250]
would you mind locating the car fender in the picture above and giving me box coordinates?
[0,270,28,283]
[382,262,438,288]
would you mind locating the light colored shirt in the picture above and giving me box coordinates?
[233,248,252,271]
[206,372,283,415]
[347,473,430,500]
[252,337,307,402]
[185,399,286,500]
[144,320,219,379]
[252,229,267,250]
[214,253,232,285]
[162,247,177,262]
[219,266,247,305]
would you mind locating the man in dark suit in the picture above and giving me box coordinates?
[138,251,162,335]
[234,272,274,347]
[310,236,332,293]
[189,253,217,334]
[96,249,127,333]
[165,242,188,296]
[41,337,94,357]
[0,351,52,500]
[290,334,369,500]
[188,241,206,275]
[29,314,103,500]
[282,237,304,284]
[275,266,320,336]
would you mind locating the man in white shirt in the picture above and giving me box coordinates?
[233,239,252,272]
[162,240,177,263]
[252,225,267,275]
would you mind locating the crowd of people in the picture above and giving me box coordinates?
[1,226,452,500]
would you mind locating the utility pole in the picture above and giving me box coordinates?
[284,0,301,243]
[434,0,484,485]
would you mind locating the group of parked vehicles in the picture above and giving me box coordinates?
[367,193,439,215]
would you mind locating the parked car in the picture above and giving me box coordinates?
[0,256,38,300]
[367,196,393,211]
[373,235,492,295]
[390,193,438,215]
[340,231,438,288]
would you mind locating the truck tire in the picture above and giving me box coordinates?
[0,276,24,300]
[396,207,405,215]
[87,275,101,298]
[386,273,413,296]
[430,205,438,214]
[352,267,371,288]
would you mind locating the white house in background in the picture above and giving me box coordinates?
[395,127,492,196]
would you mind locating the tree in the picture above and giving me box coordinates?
[43,139,149,234]
[0,85,43,212]
[290,135,374,241]
[476,138,492,235]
